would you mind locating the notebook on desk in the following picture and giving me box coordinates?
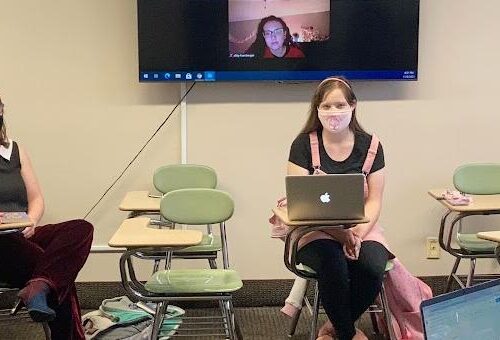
[285,174,364,221]
[420,278,500,340]
[0,211,32,230]
[1,212,30,224]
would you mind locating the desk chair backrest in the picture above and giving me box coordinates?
[160,188,234,268]
[160,188,233,225]
[453,163,500,194]
[154,166,223,271]
[153,164,217,194]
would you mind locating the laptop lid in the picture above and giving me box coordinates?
[420,278,500,340]
[285,174,364,221]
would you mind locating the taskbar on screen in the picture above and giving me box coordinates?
[139,70,417,82]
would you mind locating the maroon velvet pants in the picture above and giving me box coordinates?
[0,219,93,340]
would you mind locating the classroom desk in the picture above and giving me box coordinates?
[272,206,368,279]
[477,231,500,265]
[108,217,203,300]
[428,189,500,213]
[118,191,161,217]
[428,188,500,288]
[0,219,34,234]
[109,217,202,248]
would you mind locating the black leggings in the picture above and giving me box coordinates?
[297,239,391,340]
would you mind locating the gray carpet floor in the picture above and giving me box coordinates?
[0,306,385,340]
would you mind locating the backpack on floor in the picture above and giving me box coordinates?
[82,296,184,340]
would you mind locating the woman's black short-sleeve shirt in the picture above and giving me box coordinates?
[288,130,385,175]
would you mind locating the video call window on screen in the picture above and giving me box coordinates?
[138,0,420,82]
[228,0,330,59]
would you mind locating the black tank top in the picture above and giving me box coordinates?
[0,142,28,212]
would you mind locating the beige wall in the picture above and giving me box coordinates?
[1,0,500,282]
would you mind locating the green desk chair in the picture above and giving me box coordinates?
[442,163,500,291]
[152,164,224,270]
[287,261,395,340]
[153,164,217,194]
[119,188,243,340]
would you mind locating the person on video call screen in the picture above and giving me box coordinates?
[246,15,305,58]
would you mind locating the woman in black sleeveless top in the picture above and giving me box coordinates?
[0,97,93,340]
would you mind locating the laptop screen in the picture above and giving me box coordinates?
[421,279,500,340]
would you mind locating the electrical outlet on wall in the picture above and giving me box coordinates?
[426,237,440,259]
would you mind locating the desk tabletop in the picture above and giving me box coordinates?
[272,206,368,227]
[108,217,203,248]
[477,231,500,243]
[0,213,33,230]
[119,191,161,212]
[0,220,33,230]
[428,188,500,212]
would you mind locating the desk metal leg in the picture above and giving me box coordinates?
[309,281,320,340]
[42,322,51,340]
[466,258,476,287]
[446,257,461,292]
[151,301,167,340]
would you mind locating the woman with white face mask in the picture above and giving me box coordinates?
[286,77,393,340]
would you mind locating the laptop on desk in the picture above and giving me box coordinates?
[285,174,364,221]
[420,278,500,340]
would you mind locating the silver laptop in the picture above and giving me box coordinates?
[285,174,365,221]
[420,278,500,340]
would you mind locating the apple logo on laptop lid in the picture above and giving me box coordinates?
[320,192,331,203]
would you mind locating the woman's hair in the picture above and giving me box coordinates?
[0,96,8,148]
[246,15,294,56]
[301,77,366,134]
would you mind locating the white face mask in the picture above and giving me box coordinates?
[317,109,352,133]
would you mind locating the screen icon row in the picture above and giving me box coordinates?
[141,71,215,81]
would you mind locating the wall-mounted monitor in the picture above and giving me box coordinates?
[138,0,419,82]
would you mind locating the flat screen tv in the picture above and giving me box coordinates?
[138,0,419,82]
